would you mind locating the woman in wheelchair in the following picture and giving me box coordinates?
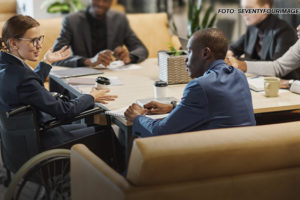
[0,15,118,150]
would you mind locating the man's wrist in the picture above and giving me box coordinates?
[83,58,92,66]
[289,79,295,88]
[239,61,247,72]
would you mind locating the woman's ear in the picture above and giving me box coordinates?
[8,38,18,50]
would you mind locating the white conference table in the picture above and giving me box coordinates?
[50,58,300,162]
[51,58,300,116]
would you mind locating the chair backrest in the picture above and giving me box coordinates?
[0,106,40,173]
[127,12,181,58]
[71,144,130,200]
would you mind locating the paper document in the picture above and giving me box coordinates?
[51,67,103,78]
[136,97,178,107]
[67,76,123,86]
[247,76,264,92]
[94,60,141,71]
[105,107,168,120]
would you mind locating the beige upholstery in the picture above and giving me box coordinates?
[0,12,179,67]
[0,0,16,21]
[111,0,125,13]
[71,121,300,200]
[127,13,180,58]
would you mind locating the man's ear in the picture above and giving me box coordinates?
[203,47,212,58]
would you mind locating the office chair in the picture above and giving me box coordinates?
[0,104,123,192]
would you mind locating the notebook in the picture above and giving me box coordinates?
[105,97,178,119]
[136,97,178,107]
[247,76,264,92]
[51,67,103,78]
[105,107,168,120]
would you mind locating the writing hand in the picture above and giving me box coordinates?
[125,103,147,122]
[144,101,173,115]
[114,46,130,64]
[85,50,114,67]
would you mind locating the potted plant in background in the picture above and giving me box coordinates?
[158,44,189,85]
[159,0,217,84]
[41,0,86,14]
[187,0,217,38]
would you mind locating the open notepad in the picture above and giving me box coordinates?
[105,107,168,120]
[247,76,264,92]
[105,97,178,119]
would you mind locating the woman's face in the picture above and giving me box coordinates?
[12,26,43,61]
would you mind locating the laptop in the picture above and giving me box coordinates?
[178,37,188,50]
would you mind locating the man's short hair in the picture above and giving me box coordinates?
[192,28,228,60]
[257,0,273,7]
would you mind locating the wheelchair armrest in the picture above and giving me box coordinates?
[41,107,104,131]
[6,105,33,118]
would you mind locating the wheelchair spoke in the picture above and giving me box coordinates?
[6,150,70,200]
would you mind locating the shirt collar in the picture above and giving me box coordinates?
[255,14,272,32]
[208,59,226,70]
[6,52,33,70]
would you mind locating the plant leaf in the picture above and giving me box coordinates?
[207,13,217,28]
[202,6,213,29]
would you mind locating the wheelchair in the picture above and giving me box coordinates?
[0,105,124,199]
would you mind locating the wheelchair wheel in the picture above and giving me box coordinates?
[5,149,70,200]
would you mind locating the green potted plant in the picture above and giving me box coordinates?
[187,0,217,38]
[158,44,190,84]
[41,0,86,14]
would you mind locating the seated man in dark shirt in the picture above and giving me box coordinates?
[53,0,148,67]
[228,0,297,62]
[125,28,256,137]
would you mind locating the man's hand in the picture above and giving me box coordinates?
[89,88,117,104]
[125,103,147,122]
[280,79,290,89]
[225,56,247,72]
[144,101,173,115]
[85,50,114,67]
[44,46,71,64]
[114,46,130,64]
[297,24,300,39]
[226,50,234,58]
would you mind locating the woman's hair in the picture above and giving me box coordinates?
[0,15,40,51]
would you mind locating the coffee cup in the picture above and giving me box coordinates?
[264,77,279,97]
[95,76,110,90]
[154,80,168,98]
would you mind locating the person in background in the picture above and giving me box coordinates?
[52,0,148,67]
[0,15,117,149]
[227,0,297,77]
[227,25,300,94]
[125,28,256,137]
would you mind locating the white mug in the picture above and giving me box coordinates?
[264,77,280,97]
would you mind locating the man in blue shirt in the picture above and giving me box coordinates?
[125,28,256,137]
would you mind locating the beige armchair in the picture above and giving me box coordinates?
[127,12,181,58]
[111,0,126,13]
[71,121,300,200]
[0,0,16,22]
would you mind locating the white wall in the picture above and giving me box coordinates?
[16,0,89,19]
